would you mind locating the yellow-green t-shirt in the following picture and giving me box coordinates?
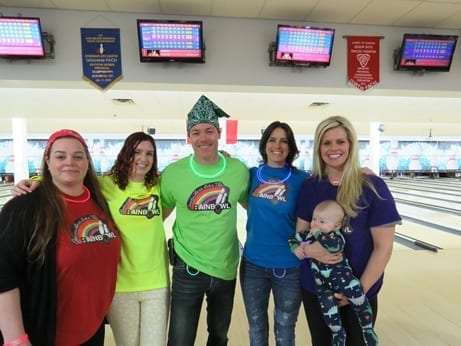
[99,175,169,292]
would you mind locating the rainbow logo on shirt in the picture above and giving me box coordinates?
[71,215,117,245]
[119,195,161,219]
[187,182,231,214]
[252,183,287,203]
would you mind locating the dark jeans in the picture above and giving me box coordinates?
[167,257,236,346]
[301,288,378,346]
[240,258,301,346]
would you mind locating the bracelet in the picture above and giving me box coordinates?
[3,333,28,346]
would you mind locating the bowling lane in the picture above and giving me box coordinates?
[393,193,460,214]
[396,203,461,231]
[396,218,461,249]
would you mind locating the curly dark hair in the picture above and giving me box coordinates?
[110,132,159,189]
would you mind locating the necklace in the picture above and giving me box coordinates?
[63,186,91,203]
[256,164,292,184]
[189,152,227,179]
[328,174,342,186]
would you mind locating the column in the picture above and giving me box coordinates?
[12,117,29,182]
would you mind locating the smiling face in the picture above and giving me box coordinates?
[319,126,350,172]
[129,140,155,182]
[46,137,89,193]
[188,123,221,164]
[265,127,289,167]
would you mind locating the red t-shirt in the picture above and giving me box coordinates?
[55,189,121,345]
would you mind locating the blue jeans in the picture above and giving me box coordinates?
[239,258,301,346]
[167,257,236,346]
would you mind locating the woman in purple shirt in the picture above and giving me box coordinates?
[295,116,401,346]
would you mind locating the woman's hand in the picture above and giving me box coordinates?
[11,179,39,196]
[334,292,349,307]
[293,246,306,260]
[303,241,342,264]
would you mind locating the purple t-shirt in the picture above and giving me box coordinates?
[295,175,401,298]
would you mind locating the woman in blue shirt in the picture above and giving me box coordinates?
[240,121,308,345]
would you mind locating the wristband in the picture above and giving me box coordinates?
[3,333,29,346]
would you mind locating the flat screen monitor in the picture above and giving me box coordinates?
[397,33,458,72]
[274,25,335,66]
[137,19,205,63]
[0,16,46,59]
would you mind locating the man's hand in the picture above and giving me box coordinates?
[11,179,39,196]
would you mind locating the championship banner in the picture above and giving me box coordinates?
[347,36,381,91]
[81,28,122,90]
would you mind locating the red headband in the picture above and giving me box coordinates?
[45,129,87,154]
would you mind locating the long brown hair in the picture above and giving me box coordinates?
[109,132,160,189]
[28,137,110,264]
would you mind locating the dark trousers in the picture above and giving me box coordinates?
[301,288,378,346]
[167,258,236,346]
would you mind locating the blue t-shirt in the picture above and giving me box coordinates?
[295,175,401,298]
[243,165,308,268]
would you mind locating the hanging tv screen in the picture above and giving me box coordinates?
[0,16,46,59]
[137,19,205,63]
[397,33,458,72]
[274,25,335,67]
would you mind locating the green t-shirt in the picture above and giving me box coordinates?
[99,175,169,292]
[161,155,249,280]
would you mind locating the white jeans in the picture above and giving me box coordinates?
[107,287,170,346]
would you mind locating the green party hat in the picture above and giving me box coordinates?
[187,95,230,131]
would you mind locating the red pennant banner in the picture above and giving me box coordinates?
[225,119,238,144]
[347,36,381,91]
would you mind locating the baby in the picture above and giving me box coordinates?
[289,200,378,346]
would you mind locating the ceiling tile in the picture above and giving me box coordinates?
[351,0,421,26]
[105,0,162,13]
[51,0,109,11]
[259,0,317,21]
[210,0,265,19]
[305,0,370,24]
[159,0,212,16]
[394,2,461,28]
[0,0,55,8]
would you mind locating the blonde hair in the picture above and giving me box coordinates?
[312,116,379,217]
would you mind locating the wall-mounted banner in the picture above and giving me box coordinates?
[81,28,122,90]
[346,36,381,91]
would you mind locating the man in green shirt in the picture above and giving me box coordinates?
[161,95,249,346]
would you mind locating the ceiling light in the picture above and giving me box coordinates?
[111,98,135,105]
[309,102,330,107]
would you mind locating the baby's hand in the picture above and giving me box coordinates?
[294,246,305,260]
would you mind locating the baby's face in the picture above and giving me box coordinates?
[311,212,338,233]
